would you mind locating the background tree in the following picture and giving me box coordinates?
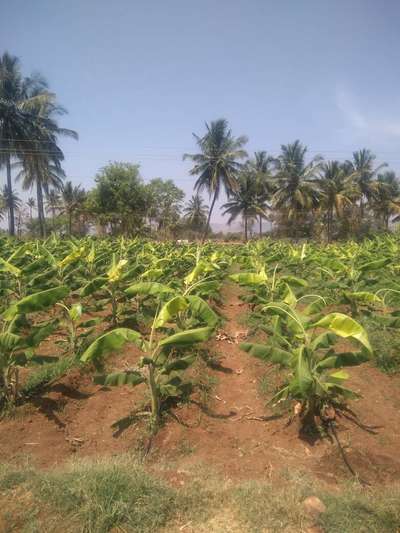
[184,118,248,242]
[0,52,77,238]
[61,181,86,235]
[248,151,275,236]
[145,178,184,235]
[317,161,355,241]
[14,93,77,238]
[371,171,400,230]
[86,162,147,236]
[345,149,387,222]
[222,171,260,241]
[0,52,50,235]
[26,197,35,221]
[183,194,208,233]
[1,184,21,230]
[273,140,323,237]
[45,189,61,229]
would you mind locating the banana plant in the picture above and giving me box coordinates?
[240,300,373,429]
[0,286,69,408]
[81,297,216,431]
[125,281,220,331]
[80,254,131,326]
[56,303,100,356]
[229,266,308,306]
[317,257,392,316]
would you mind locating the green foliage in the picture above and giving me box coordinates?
[81,290,217,431]
[240,299,372,427]
[3,286,69,320]
[85,162,148,235]
[0,287,68,407]
[0,457,178,532]
[1,459,399,533]
[22,355,76,396]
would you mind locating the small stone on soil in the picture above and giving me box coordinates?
[303,496,326,517]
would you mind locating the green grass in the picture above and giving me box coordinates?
[363,319,400,374]
[0,457,180,533]
[1,458,399,532]
[22,356,76,396]
[258,374,270,397]
[319,482,400,532]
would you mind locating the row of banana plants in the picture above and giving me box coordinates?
[229,234,400,429]
[1,234,399,430]
[0,238,231,421]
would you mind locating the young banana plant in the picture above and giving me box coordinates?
[318,257,392,316]
[229,266,308,306]
[56,303,100,356]
[0,286,69,408]
[79,254,130,326]
[240,298,373,429]
[80,290,218,431]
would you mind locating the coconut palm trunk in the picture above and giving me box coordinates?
[327,206,333,242]
[202,190,217,244]
[36,179,46,238]
[244,214,248,242]
[5,155,15,236]
[259,214,263,237]
[359,198,364,221]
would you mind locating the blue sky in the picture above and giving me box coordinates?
[2,0,400,229]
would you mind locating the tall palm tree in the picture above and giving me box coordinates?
[183,194,209,232]
[61,181,86,235]
[273,140,323,236]
[345,149,387,221]
[26,197,35,221]
[16,156,65,237]
[45,189,61,228]
[371,171,400,230]
[183,118,248,242]
[222,171,261,241]
[15,91,77,238]
[1,184,21,229]
[248,151,276,236]
[0,52,54,236]
[317,161,355,241]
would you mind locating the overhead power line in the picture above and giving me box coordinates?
[1,137,400,154]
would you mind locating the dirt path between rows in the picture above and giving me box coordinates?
[154,281,400,484]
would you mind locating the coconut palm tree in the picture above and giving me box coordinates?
[317,161,356,241]
[273,140,323,237]
[26,197,35,221]
[248,151,276,236]
[345,149,387,221]
[222,171,261,241]
[16,155,65,237]
[371,171,400,230]
[183,194,208,232]
[0,52,77,237]
[183,118,248,242]
[61,181,86,235]
[15,92,77,237]
[1,184,21,228]
[0,53,57,236]
[45,189,61,228]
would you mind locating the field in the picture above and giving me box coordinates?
[1,235,400,532]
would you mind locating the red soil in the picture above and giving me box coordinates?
[1,282,400,486]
